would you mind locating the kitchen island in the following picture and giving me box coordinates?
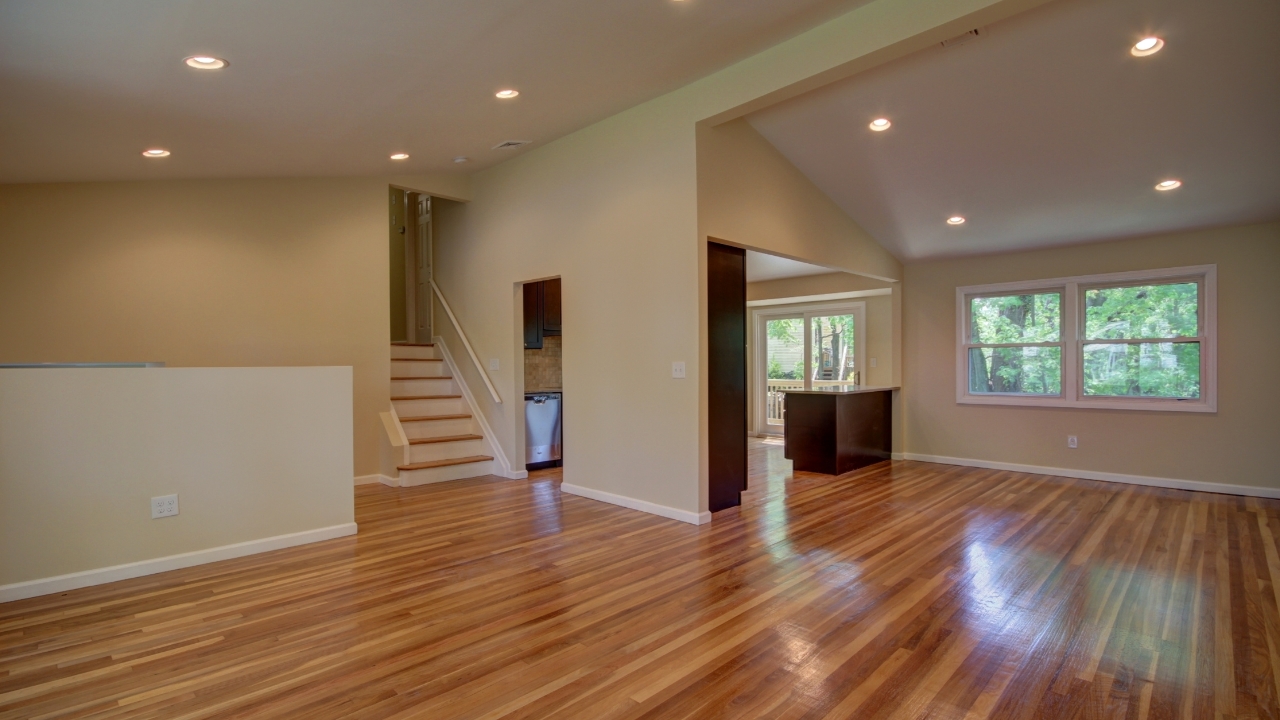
[783,386,897,476]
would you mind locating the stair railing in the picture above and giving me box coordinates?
[430,279,502,404]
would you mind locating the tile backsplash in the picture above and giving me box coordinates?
[524,334,562,390]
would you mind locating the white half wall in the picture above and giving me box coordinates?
[0,367,356,601]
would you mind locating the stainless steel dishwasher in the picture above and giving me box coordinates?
[525,392,562,469]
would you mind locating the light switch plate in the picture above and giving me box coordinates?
[151,494,179,518]
[489,358,500,371]
[671,361,686,379]
[870,357,878,368]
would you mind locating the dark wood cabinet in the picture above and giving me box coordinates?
[783,389,892,475]
[523,282,543,350]
[523,279,562,349]
[542,278,562,336]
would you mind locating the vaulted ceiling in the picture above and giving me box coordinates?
[748,0,1280,260]
[0,0,869,183]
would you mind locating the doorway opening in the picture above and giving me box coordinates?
[521,277,563,471]
[389,188,433,345]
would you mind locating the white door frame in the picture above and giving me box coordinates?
[751,300,866,436]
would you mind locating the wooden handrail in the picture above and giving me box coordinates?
[430,279,502,405]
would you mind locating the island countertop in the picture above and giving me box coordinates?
[781,386,899,395]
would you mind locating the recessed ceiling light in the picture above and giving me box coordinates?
[495,89,519,99]
[141,148,170,158]
[390,153,410,160]
[869,118,891,131]
[946,216,966,225]
[1130,37,1164,57]
[453,156,470,163]
[184,55,228,70]
[1155,179,1182,191]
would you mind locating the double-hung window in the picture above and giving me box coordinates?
[956,265,1216,412]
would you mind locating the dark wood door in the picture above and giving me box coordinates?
[523,282,543,349]
[542,278,562,336]
[707,241,747,513]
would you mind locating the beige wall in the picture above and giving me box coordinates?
[0,176,461,478]
[697,119,902,282]
[432,0,1033,517]
[902,221,1280,490]
[0,367,354,594]
[747,273,895,300]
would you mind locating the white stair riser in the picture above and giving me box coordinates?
[391,378,455,396]
[390,360,449,377]
[399,461,494,486]
[393,397,466,416]
[408,439,487,463]
[402,417,477,439]
[390,345,439,360]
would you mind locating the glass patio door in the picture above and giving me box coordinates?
[764,317,804,428]
[809,313,858,390]
[758,304,864,433]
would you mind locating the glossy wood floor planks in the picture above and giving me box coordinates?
[2,438,1278,719]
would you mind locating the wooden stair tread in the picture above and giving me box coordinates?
[391,358,443,362]
[391,342,435,347]
[399,413,472,422]
[398,455,493,471]
[408,434,484,445]
[392,376,453,381]
[392,394,462,401]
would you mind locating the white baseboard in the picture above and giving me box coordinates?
[561,482,711,525]
[507,470,529,479]
[891,452,905,461]
[902,453,1280,499]
[0,523,358,603]
[354,474,393,486]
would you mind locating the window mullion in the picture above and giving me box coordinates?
[1064,282,1079,403]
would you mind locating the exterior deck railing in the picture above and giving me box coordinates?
[765,374,862,424]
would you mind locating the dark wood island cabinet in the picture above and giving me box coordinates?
[783,387,896,475]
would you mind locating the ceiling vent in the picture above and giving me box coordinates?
[492,140,532,150]
[940,27,987,49]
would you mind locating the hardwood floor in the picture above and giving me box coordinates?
[3,438,1279,718]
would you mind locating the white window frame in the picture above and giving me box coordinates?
[956,265,1216,413]
[752,301,867,435]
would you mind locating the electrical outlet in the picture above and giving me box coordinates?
[488,358,499,371]
[671,361,686,379]
[151,494,179,519]
[1067,435,1078,449]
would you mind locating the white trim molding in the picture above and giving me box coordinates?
[0,523,358,603]
[434,336,526,480]
[561,483,711,525]
[746,288,891,307]
[355,474,395,486]
[902,453,1280,500]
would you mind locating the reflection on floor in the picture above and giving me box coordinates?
[3,439,1278,718]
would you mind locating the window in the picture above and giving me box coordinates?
[956,266,1216,412]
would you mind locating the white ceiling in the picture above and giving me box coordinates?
[747,0,1280,260]
[745,250,836,282]
[0,0,871,184]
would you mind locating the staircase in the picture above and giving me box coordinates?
[390,343,495,485]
